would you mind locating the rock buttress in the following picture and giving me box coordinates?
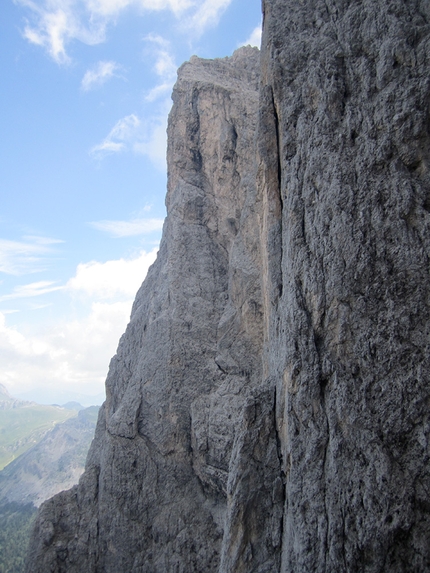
[260,0,430,571]
[25,46,270,573]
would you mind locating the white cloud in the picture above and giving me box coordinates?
[241,24,261,48]
[90,114,141,156]
[16,0,233,63]
[22,7,74,65]
[188,0,232,33]
[90,110,169,169]
[0,302,130,399]
[81,60,122,90]
[67,248,158,298]
[144,34,177,102]
[0,237,61,276]
[90,218,164,237]
[0,247,159,400]
[0,281,63,302]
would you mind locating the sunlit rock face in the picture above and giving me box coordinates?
[26,46,272,573]
[26,1,430,571]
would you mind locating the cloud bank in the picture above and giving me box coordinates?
[0,248,158,401]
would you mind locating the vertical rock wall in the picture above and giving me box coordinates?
[260,0,430,571]
[26,1,430,572]
[26,47,265,573]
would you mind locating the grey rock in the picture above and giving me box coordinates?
[26,1,430,571]
[26,46,265,573]
[260,0,430,571]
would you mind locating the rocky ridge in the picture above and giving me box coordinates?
[26,1,430,572]
[0,383,30,411]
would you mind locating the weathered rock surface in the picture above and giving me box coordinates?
[26,1,430,571]
[259,0,430,570]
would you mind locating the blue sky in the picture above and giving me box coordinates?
[0,0,261,405]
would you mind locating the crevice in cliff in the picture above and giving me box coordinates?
[316,332,330,571]
[272,95,282,205]
[271,89,284,302]
[273,384,285,554]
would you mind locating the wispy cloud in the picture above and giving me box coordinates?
[16,0,234,63]
[0,281,63,302]
[81,60,122,90]
[67,248,158,298]
[143,34,177,102]
[241,24,262,48]
[22,235,63,246]
[90,114,141,156]
[17,0,106,65]
[89,217,164,237]
[90,110,168,169]
[187,0,232,33]
[0,236,62,276]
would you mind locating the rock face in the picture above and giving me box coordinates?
[260,1,430,570]
[26,1,430,572]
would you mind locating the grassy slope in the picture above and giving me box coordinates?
[0,406,77,470]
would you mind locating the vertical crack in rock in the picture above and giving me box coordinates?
[273,384,286,557]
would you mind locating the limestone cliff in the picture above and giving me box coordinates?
[260,1,430,570]
[26,1,430,572]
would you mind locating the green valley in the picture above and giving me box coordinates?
[0,384,78,470]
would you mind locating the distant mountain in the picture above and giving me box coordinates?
[0,383,31,411]
[0,406,99,507]
[16,388,105,408]
[0,404,99,573]
[60,401,85,411]
[0,385,79,471]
